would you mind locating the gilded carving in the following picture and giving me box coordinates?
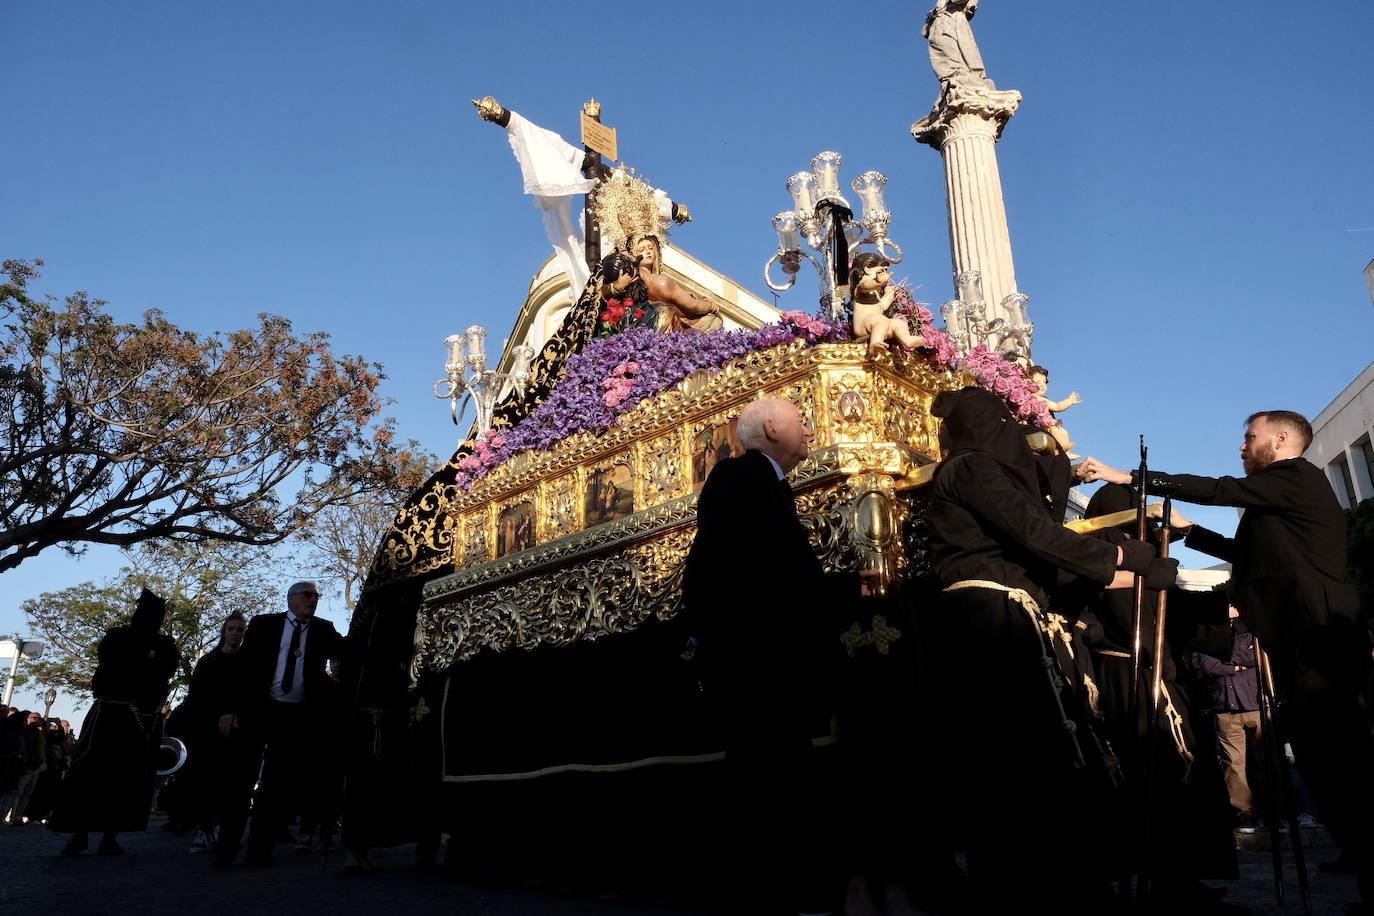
[389,338,969,682]
[838,442,903,475]
[846,473,905,594]
[414,528,696,680]
[458,510,490,568]
[424,491,702,603]
[639,430,687,507]
[539,471,582,542]
[827,369,876,443]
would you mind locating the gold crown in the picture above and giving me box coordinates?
[592,167,669,254]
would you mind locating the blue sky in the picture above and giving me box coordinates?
[3,1,1372,717]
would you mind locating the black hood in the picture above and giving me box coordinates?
[129,587,166,633]
[932,386,1041,503]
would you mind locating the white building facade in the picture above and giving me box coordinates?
[1308,360,1374,509]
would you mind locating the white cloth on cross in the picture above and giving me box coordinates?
[504,112,597,295]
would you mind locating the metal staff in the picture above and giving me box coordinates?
[1121,437,1149,903]
[1138,496,1173,899]
[1253,638,1312,915]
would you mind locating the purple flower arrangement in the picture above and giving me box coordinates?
[887,283,1050,428]
[452,300,1047,491]
[887,285,960,365]
[452,311,850,490]
[960,344,1056,428]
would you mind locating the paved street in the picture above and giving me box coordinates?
[0,817,703,916]
[0,815,1360,914]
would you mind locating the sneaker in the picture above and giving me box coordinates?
[189,830,211,854]
[1298,814,1320,829]
[1235,814,1259,834]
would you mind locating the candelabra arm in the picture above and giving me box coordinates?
[873,237,904,265]
[764,253,797,293]
[450,391,471,426]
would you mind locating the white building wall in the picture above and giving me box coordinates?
[1308,360,1374,509]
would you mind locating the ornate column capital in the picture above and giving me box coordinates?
[911,86,1022,149]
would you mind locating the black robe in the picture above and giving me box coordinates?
[681,447,858,911]
[49,625,179,834]
[1070,529,1237,882]
[182,648,253,825]
[925,388,1120,908]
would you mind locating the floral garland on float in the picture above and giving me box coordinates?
[884,283,1055,429]
[455,285,1051,491]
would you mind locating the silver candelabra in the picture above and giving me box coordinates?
[433,326,535,436]
[938,272,1035,357]
[764,151,905,321]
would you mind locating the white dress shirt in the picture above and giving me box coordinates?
[269,611,310,704]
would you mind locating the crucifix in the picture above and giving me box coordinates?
[473,96,690,281]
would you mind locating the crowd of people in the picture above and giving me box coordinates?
[0,708,76,827]
[8,582,360,869]
[683,395,1370,915]
[7,392,1370,916]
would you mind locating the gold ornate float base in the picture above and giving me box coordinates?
[412,341,963,683]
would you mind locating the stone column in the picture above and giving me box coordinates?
[913,90,1024,331]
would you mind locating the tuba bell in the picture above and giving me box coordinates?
[156,736,188,776]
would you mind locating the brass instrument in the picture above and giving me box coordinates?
[156,736,188,777]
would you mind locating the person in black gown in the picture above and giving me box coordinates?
[50,587,179,856]
[183,612,250,855]
[922,387,1176,911]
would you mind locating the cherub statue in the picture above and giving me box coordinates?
[849,252,926,356]
[1028,363,1081,456]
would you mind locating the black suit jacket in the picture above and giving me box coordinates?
[236,612,346,715]
[1144,457,1360,645]
[683,449,857,746]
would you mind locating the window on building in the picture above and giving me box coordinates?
[1331,454,1356,508]
[1359,436,1374,504]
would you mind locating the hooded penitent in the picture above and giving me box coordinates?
[1084,482,1134,523]
[129,587,167,633]
[931,385,1041,505]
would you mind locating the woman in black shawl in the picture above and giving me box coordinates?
[183,612,249,853]
[50,587,179,855]
[923,387,1174,911]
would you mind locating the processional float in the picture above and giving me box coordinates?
[344,6,1292,902]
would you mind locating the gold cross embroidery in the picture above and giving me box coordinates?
[840,614,903,657]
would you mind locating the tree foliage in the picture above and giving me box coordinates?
[21,540,288,701]
[295,443,437,612]
[0,258,409,573]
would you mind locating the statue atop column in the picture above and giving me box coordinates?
[913,0,1022,147]
[910,0,1032,353]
